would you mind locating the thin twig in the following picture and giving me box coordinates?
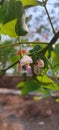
[0,43,20,49]
[0,31,59,75]
[44,5,56,34]
[42,0,56,34]
[52,64,59,69]
[0,42,48,49]
[30,31,59,56]
[42,31,59,54]
[0,60,19,75]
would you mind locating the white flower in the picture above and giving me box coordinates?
[20,55,33,66]
[26,65,32,77]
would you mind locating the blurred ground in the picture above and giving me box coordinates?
[0,94,59,130]
[0,75,23,89]
[0,76,59,130]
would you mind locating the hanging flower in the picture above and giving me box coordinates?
[20,55,33,66]
[37,59,44,68]
[26,64,32,77]
[34,64,40,75]
[34,58,44,75]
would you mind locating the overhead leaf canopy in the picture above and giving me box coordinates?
[3,0,24,24]
[0,0,25,37]
[0,20,17,37]
[0,0,39,37]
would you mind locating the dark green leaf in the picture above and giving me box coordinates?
[15,14,28,36]
[21,80,39,95]
[3,0,24,24]
[17,81,25,88]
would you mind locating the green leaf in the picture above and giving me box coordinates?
[0,23,2,30]
[0,0,25,37]
[15,14,28,36]
[3,0,24,24]
[17,81,25,88]
[21,80,39,95]
[51,44,59,72]
[0,19,17,37]
[0,0,8,23]
[10,55,19,64]
[54,44,59,63]
[16,0,39,7]
[55,44,59,56]
[0,0,38,37]
[37,75,53,83]
[36,75,59,91]
[42,83,59,91]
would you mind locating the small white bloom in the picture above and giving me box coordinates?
[20,55,33,66]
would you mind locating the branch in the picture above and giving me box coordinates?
[42,0,56,34]
[52,63,59,69]
[30,31,59,56]
[0,42,48,49]
[44,5,56,34]
[43,31,59,54]
[0,31,59,75]
[0,60,19,75]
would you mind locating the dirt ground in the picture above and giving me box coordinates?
[0,75,23,89]
[0,94,59,130]
[0,76,59,130]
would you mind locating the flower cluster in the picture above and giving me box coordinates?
[16,54,44,77]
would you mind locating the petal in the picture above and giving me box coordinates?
[25,65,33,77]
[34,65,40,75]
[26,65,32,73]
[20,55,33,66]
